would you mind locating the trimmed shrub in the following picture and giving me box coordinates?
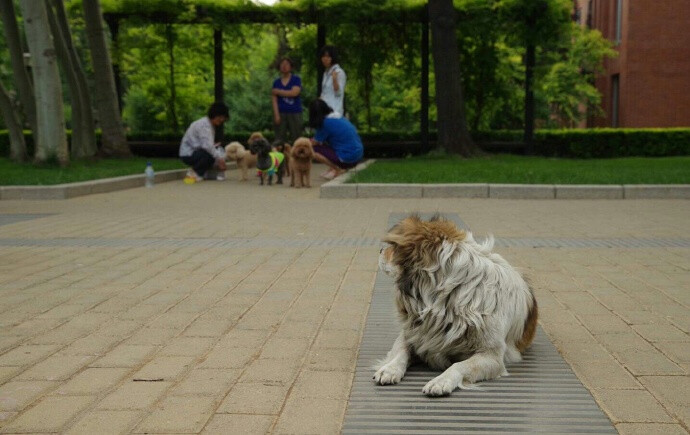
[477,128,690,158]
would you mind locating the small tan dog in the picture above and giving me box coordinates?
[289,137,314,188]
[225,132,263,181]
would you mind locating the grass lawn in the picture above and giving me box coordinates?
[0,157,186,186]
[349,154,690,184]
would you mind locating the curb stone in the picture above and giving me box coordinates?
[0,169,187,200]
[319,160,375,199]
[623,184,690,199]
[0,161,241,201]
[319,160,690,200]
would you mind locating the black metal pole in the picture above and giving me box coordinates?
[213,28,224,142]
[316,23,326,97]
[524,41,535,155]
[421,4,429,151]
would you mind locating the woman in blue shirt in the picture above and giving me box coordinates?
[309,99,363,180]
[271,57,303,143]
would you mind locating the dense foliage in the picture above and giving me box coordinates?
[104,0,613,135]
[1,0,617,140]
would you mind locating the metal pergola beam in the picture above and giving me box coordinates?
[420,4,430,150]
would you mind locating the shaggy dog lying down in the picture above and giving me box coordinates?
[374,215,538,396]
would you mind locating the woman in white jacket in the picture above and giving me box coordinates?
[319,45,346,117]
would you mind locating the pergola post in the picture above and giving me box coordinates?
[524,3,545,155]
[421,4,430,150]
[316,23,326,97]
[213,28,224,141]
[524,40,535,154]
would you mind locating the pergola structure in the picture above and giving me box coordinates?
[101,0,432,148]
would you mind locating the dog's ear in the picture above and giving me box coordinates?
[256,138,271,151]
[396,270,415,297]
[383,216,464,268]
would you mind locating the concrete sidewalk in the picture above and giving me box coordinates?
[0,164,688,434]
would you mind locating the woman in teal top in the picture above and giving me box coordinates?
[309,99,363,180]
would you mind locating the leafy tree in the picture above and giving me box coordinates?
[224,24,283,134]
[369,51,433,132]
[538,24,616,127]
[456,0,521,130]
[102,0,615,142]
[120,23,215,133]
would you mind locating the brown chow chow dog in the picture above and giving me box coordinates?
[225,132,263,181]
[375,215,538,396]
[289,137,314,188]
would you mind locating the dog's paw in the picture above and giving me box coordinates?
[422,374,458,396]
[373,364,405,385]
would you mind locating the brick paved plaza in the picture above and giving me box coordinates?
[0,167,688,434]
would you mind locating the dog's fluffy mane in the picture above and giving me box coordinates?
[225,141,248,160]
[291,137,313,159]
[382,214,537,372]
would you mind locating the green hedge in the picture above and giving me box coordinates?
[2,128,689,159]
[127,131,271,143]
[475,128,690,158]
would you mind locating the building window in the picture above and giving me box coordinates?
[611,74,620,127]
[615,0,623,43]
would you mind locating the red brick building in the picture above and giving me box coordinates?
[574,0,690,127]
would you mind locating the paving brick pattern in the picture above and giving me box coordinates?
[0,165,688,434]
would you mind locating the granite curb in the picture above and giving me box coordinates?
[0,169,187,200]
[320,160,690,199]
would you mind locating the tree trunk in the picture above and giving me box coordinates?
[0,81,28,162]
[82,0,130,157]
[45,0,83,158]
[51,0,97,157]
[428,0,478,156]
[0,0,37,137]
[18,0,69,165]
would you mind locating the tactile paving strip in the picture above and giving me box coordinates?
[0,236,687,249]
[0,214,54,227]
[341,213,616,434]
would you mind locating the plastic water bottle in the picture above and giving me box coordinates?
[145,162,155,188]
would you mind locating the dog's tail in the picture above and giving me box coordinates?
[516,291,538,353]
[225,141,247,160]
